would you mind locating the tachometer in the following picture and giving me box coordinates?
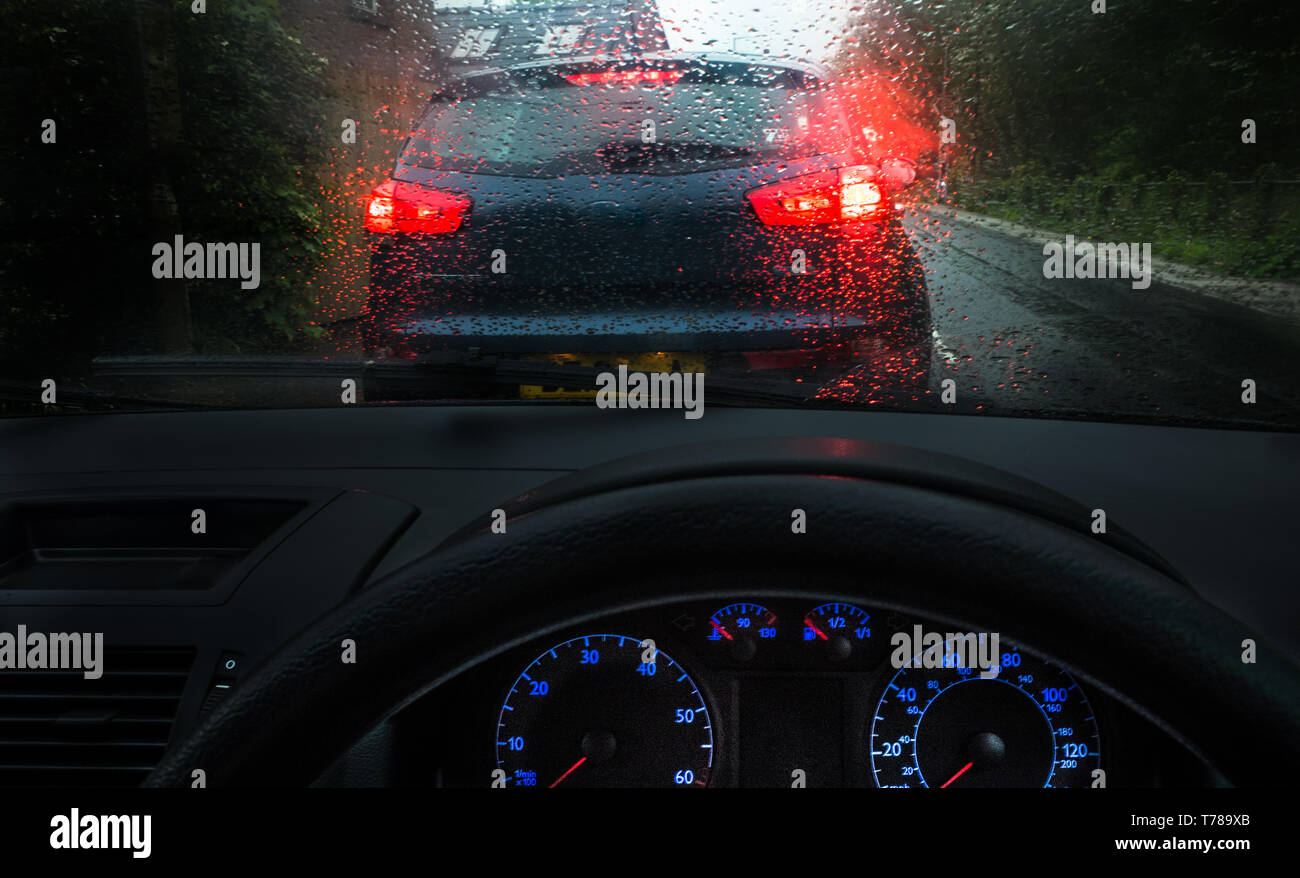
[495,634,714,788]
[869,645,1101,788]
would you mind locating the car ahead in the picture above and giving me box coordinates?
[361,52,932,396]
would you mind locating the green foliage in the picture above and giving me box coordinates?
[0,0,334,374]
[956,171,1300,280]
[838,0,1299,280]
[171,0,333,352]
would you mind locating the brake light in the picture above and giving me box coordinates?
[746,166,885,225]
[564,69,685,86]
[365,179,471,235]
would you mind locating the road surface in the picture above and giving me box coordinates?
[878,207,1300,427]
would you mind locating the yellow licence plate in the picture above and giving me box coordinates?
[519,352,708,400]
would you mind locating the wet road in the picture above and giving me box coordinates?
[891,207,1300,427]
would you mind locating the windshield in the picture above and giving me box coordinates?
[2,0,1297,429]
[402,63,852,177]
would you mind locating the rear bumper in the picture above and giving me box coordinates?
[362,214,931,359]
[362,308,903,356]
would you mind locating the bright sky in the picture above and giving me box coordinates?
[657,0,859,63]
[660,0,863,63]
[440,0,863,64]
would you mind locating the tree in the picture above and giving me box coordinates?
[0,0,334,376]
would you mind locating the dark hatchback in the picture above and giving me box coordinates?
[362,53,932,392]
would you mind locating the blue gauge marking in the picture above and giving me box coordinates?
[869,643,1101,788]
[496,633,714,788]
[708,602,777,641]
[803,602,871,642]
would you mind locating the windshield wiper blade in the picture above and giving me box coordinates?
[84,353,820,409]
[370,351,818,408]
[92,355,366,378]
[0,377,233,412]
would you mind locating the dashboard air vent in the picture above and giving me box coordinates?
[0,646,195,787]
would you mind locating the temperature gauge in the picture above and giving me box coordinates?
[707,602,778,661]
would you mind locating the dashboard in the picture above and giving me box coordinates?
[2,405,1296,789]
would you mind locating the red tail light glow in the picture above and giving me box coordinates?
[564,69,685,86]
[746,166,885,226]
[365,179,471,235]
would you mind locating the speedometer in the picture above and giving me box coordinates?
[496,634,714,788]
[869,646,1101,788]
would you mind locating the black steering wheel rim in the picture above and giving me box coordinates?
[145,438,1300,788]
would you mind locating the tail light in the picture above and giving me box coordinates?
[746,166,885,226]
[365,179,471,235]
[564,69,685,86]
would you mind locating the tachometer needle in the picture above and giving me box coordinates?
[804,618,829,641]
[549,756,587,788]
[940,761,974,788]
[709,619,734,641]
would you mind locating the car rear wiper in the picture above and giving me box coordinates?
[594,142,756,172]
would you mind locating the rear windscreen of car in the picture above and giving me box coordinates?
[398,63,855,178]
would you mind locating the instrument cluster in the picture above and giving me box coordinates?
[406,598,1198,788]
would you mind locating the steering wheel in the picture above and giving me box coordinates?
[145,437,1300,787]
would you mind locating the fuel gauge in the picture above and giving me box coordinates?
[802,602,873,662]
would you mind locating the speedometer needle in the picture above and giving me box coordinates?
[940,761,974,788]
[549,756,587,788]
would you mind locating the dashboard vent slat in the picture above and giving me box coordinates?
[0,646,195,787]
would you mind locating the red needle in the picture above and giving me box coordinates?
[804,617,829,641]
[709,619,734,641]
[940,761,974,788]
[549,756,587,788]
